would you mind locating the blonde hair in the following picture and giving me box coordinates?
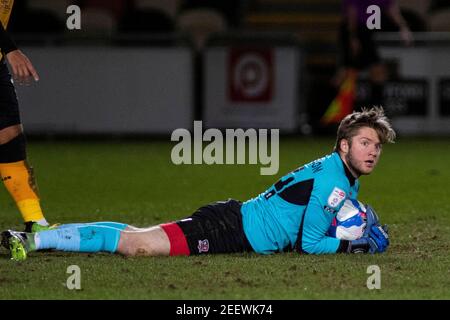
[334,106,396,152]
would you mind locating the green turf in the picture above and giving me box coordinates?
[1,137,449,299]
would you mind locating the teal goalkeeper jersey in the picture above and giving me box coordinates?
[241,152,360,254]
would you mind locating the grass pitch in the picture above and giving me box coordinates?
[0,137,449,299]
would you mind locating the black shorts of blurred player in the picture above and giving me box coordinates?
[336,23,388,106]
[0,62,21,132]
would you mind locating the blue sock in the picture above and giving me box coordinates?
[57,221,128,231]
[35,225,122,253]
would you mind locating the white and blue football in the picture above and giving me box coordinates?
[328,199,367,240]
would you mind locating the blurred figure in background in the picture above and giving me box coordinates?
[77,0,130,21]
[0,0,53,232]
[324,0,413,125]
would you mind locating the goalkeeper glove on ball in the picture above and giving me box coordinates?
[347,224,389,254]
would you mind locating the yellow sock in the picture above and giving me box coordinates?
[0,160,45,222]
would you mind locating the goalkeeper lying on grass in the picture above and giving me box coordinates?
[2,107,392,261]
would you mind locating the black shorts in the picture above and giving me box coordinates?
[175,199,254,255]
[0,62,21,130]
[339,23,381,70]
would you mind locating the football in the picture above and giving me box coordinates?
[328,199,367,240]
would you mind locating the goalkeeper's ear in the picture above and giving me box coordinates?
[364,205,380,236]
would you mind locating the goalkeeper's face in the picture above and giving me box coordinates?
[343,127,382,177]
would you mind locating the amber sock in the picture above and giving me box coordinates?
[0,160,46,223]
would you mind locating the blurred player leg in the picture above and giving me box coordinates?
[369,63,388,107]
[0,60,51,232]
[0,125,49,230]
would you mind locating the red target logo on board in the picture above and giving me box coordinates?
[228,48,274,102]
